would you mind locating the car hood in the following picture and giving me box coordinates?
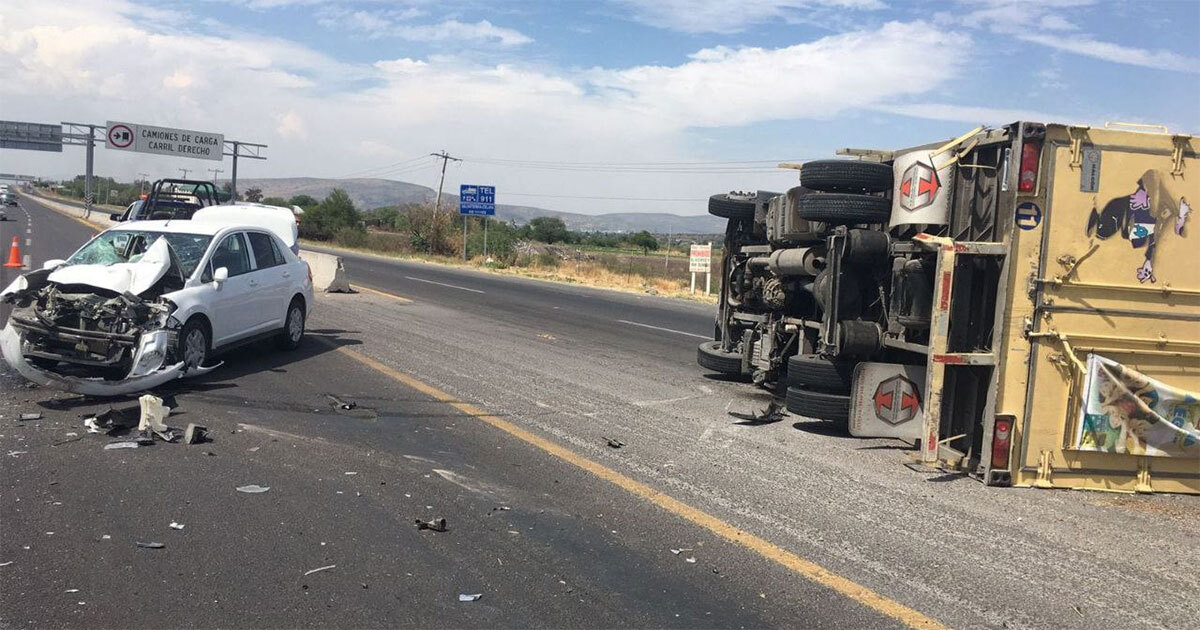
[45,237,175,297]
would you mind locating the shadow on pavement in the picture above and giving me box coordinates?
[790,420,855,438]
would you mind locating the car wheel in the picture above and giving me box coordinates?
[796,193,891,225]
[179,318,210,370]
[785,386,850,425]
[697,340,745,376]
[800,160,893,193]
[786,354,856,392]
[708,192,758,220]
[278,298,305,351]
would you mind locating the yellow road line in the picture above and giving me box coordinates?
[322,340,946,630]
[350,284,413,303]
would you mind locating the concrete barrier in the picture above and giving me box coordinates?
[299,250,351,293]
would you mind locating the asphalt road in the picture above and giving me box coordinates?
[3,193,1198,630]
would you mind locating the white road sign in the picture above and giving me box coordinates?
[105,121,224,161]
[689,243,712,273]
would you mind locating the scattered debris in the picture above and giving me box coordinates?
[326,394,357,411]
[247,447,260,452]
[152,429,178,443]
[100,535,111,540]
[18,413,42,421]
[603,437,625,449]
[344,471,358,475]
[137,394,170,432]
[203,451,217,457]
[52,435,84,446]
[135,541,165,549]
[104,441,141,450]
[64,589,79,593]
[729,400,785,425]
[458,593,482,602]
[236,485,271,494]
[304,565,336,576]
[183,424,209,445]
[0,561,12,567]
[415,518,448,532]
[685,557,697,564]
[7,450,28,457]
[169,522,185,530]
[1073,606,1084,618]
[83,418,103,434]
[670,548,692,555]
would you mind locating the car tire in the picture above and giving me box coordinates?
[708,192,758,220]
[785,387,850,425]
[697,341,744,375]
[277,298,305,351]
[787,354,856,392]
[800,160,892,193]
[179,317,210,370]
[796,193,891,225]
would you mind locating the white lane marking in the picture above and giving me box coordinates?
[403,275,485,294]
[617,319,708,339]
[25,239,31,247]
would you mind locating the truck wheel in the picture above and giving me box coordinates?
[839,320,882,356]
[797,194,890,225]
[785,387,850,425]
[709,192,757,220]
[800,160,892,193]
[697,341,745,376]
[845,229,890,266]
[787,354,856,392]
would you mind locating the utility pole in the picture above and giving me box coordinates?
[430,150,460,213]
[664,225,672,269]
[178,167,191,179]
[137,172,149,196]
[208,167,224,186]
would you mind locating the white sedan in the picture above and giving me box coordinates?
[0,213,314,396]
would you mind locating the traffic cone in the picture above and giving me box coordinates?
[3,236,22,268]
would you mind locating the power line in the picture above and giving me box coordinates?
[337,155,430,179]
[500,192,707,202]
[459,156,801,166]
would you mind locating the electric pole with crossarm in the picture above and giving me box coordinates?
[430,150,460,213]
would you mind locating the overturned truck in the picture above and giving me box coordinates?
[698,122,1199,494]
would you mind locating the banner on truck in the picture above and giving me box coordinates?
[1075,354,1200,458]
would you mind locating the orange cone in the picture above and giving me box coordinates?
[3,236,22,268]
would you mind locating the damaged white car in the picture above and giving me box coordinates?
[1,213,314,396]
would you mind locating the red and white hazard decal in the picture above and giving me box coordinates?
[898,160,941,212]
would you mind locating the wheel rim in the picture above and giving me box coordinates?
[184,329,206,367]
[287,307,303,342]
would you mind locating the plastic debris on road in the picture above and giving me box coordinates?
[604,437,625,449]
[169,522,185,530]
[137,394,170,432]
[236,484,271,494]
[104,442,140,450]
[458,593,482,602]
[183,423,209,445]
[415,518,448,532]
[135,541,165,549]
[304,564,336,576]
[18,413,42,421]
[728,400,785,425]
[0,561,13,567]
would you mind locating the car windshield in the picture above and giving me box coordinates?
[67,230,213,277]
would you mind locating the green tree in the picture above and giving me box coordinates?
[244,187,264,203]
[527,216,569,243]
[629,230,659,254]
[261,196,289,207]
[288,194,318,208]
[298,188,363,240]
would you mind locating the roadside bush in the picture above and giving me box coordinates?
[397,206,457,256]
[334,226,367,248]
[299,189,362,240]
[467,219,518,262]
[536,252,560,267]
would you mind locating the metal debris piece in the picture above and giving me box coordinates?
[135,541,165,549]
[728,400,785,425]
[84,418,102,434]
[326,394,357,411]
[65,589,79,593]
[0,561,13,567]
[18,413,41,421]
[152,429,178,443]
[344,471,358,475]
[685,557,697,564]
[603,437,625,449]
[183,424,209,445]
[236,484,271,494]
[104,442,140,450]
[168,522,185,530]
[304,564,336,576]
[670,548,692,555]
[415,518,448,532]
[458,593,482,602]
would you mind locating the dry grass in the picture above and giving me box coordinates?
[303,239,718,304]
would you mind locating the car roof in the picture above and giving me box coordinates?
[106,220,259,237]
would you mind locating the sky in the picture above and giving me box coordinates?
[0,0,1197,215]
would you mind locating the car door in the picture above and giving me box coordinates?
[245,231,289,329]
[204,232,259,347]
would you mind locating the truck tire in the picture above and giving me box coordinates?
[697,341,744,375]
[787,354,856,392]
[785,387,850,424]
[845,229,890,266]
[708,193,757,220]
[800,160,892,193]
[797,194,890,225]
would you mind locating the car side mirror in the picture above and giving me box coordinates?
[212,267,229,285]
[42,258,66,270]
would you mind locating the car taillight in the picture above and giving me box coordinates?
[1018,141,1041,193]
[991,417,1013,470]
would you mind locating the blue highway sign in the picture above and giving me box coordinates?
[460,184,495,216]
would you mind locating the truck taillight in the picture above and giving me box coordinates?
[991,417,1013,470]
[1018,141,1041,192]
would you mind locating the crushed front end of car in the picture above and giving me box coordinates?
[0,239,212,396]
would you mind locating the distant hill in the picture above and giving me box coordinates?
[234,177,724,234]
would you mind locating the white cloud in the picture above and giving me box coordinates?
[615,0,884,34]
[316,7,530,46]
[394,19,532,46]
[1017,33,1199,74]
[275,111,307,139]
[876,103,1073,126]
